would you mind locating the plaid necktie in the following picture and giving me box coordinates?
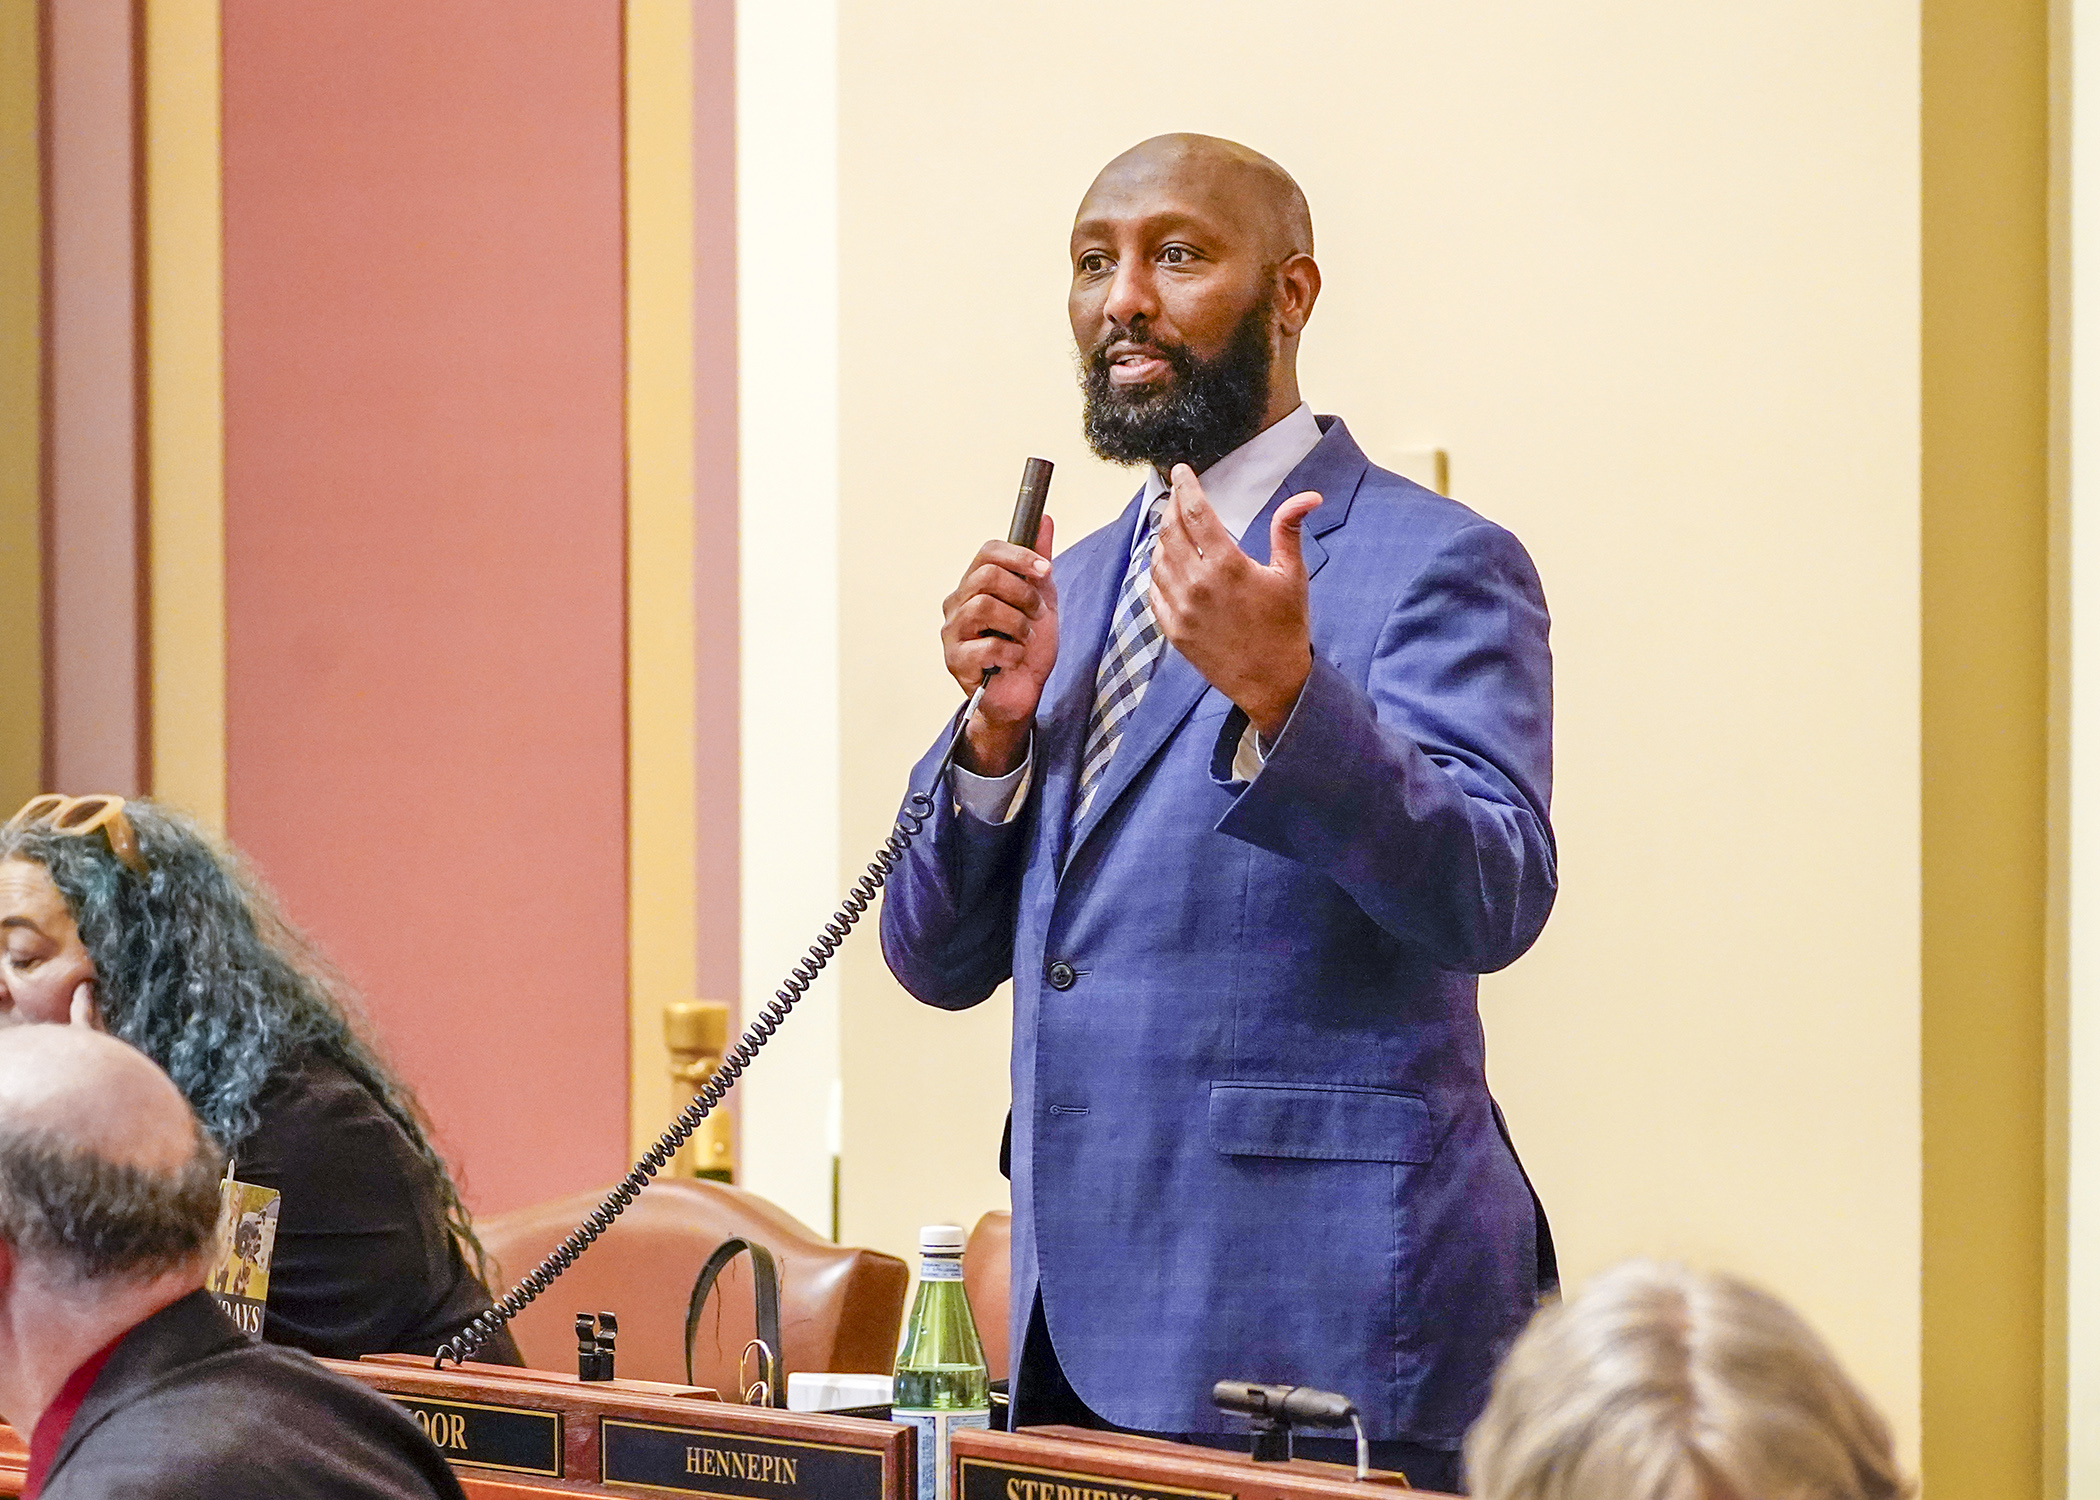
[1073,494,1170,825]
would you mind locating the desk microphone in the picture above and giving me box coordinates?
[1214,1381,1370,1477]
[1213,1381,1358,1428]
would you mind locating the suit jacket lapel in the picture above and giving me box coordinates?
[1057,418,1372,871]
[1238,414,1370,576]
[1241,492,1331,578]
[1060,645,1211,861]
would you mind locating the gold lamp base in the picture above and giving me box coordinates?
[665,1000,735,1182]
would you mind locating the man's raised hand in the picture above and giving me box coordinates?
[941,515,1058,775]
[1150,464,1320,741]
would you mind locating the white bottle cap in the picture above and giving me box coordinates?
[919,1224,967,1254]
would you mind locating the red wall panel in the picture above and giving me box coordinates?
[221,0,628,1215]
[693,2,738,1008]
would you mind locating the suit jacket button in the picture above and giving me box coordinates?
[1045,961,1076,991]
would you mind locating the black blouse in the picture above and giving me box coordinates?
[233,1048,522,1364]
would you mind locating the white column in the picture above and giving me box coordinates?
[2067,1,2100,1487]
[736,0,842,1236]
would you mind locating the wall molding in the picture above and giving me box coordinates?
[142,0,224,830]
[625,0,702,1163]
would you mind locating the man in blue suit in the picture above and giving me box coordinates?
[880,134,1556,1493]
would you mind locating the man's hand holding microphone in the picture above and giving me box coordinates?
[942,516,1058,778]
[938,459,1321,779]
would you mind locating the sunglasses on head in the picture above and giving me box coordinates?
[4,794,148,875]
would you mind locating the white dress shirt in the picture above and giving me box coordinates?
[953,403,1323,824]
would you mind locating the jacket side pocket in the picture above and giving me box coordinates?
[1207,1081,1434,1164]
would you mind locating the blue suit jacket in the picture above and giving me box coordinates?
[879,418,1555,1448]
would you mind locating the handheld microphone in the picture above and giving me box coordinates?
[961,457,1056,725]
[1212,1381,1358,1428]
[1008,456,1054,547]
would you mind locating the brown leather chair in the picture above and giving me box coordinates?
[478,1179,908,1394]
[963,1210,1011,1382]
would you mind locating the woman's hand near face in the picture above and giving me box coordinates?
[0,858,101,1026]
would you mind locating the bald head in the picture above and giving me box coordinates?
[0,1028,223,1286]
[1068,134,1323,469]
[1080,134,1313,266]
[0,1027,198,1176]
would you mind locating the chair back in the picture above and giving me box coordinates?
[479,1179,908,1392]
[963,1210,1012,1381]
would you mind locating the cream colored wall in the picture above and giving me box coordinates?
[739,0,843,1235]
[2064,0,2100,1489]
[828,0,1923,1459]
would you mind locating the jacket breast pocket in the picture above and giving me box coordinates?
[1207,1082,1434,1165]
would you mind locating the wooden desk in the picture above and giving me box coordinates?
[330,1357,914,1500]
[953,1426,1455,1500]
[0,1368,1453,1500]
[0,1360,910,1500]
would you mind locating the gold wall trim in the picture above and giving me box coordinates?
[624,0,700,1160]
[1922,0,2052,1493]
[0,0,42,812]
[143,0,224,831]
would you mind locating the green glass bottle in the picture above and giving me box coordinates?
[893,1225,989,1500]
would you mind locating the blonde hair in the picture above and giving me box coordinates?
[1465,1260,1914,1500]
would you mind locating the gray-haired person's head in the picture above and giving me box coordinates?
[1465,1260,1914,1500]
[0,1118,225,1286]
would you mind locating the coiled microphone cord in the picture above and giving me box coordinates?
[432,685,988,1369]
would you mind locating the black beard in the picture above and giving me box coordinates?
[1079,296,1274,475]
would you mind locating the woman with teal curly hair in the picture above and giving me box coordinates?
[0,794,518,1363]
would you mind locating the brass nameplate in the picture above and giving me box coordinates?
[600,1418,888,1500]
[390,1395,562,1477]
[958,1458,1234,1500]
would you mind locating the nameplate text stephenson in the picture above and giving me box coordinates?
[388,1396,562,1477]
[600,1418,888,1500]
[958,1459,1233,1500]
